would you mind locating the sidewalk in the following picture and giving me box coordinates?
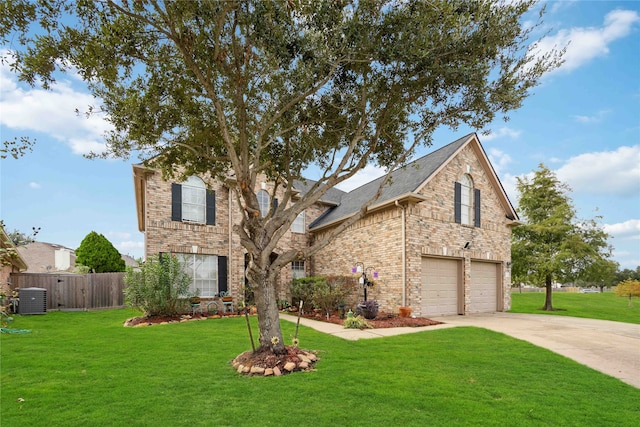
[279,312,640,388]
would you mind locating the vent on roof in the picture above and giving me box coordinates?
[18,287,47,315]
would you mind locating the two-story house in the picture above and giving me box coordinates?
[133,133,518,316]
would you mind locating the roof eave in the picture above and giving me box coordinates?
[309,192,427,232]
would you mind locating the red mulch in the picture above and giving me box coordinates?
[295,309,442,328]
[124,310,441,329]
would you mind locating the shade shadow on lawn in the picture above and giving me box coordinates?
[1,309,638,426]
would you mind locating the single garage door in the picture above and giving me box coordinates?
[469,261,498,313]
[421,257,460,316]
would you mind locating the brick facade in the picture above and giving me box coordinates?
[134,134,515,316]
[311,141,514,316]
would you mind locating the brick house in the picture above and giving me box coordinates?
[133,133,517,316]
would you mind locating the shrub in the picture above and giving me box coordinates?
[290,276,325,308]
[75,231,125,273]
[343,315,372,329]
[124,254,193,317]
[312,277,353,318]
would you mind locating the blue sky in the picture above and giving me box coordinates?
[1,1,639,269]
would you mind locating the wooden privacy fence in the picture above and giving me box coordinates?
[9,272,126,311]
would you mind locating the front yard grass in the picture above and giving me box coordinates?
[510,291,640,324]
[1,309,638,426]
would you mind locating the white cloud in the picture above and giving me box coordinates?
[532,9,639,74]
[571,109,612,124]
[480,127,522,141]
[555,145,640,196]
[488,148,512,176]
[119,240,144,249]
[604,219,640,239]
[29,182,41,189]
[0,54,111,156]
[336,164,386,192]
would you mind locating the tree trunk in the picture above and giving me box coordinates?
[246,263,286,355]
[542,274,554,311]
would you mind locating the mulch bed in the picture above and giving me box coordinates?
[294,309,442,328]
[123,310,441,376]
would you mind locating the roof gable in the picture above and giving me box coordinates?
[309,133,518,230]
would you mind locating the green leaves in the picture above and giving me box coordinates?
[512,164,613,287]
[75,231,125,273]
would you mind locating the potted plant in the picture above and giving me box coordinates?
[398,306,412,318]
[356,300,379,320]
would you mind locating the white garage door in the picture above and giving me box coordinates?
[421,257,460,316]
[469,261,498,313]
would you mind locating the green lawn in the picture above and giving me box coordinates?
[510,291,640,324]
[1,309,638,426]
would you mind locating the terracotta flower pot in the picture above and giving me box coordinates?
[399,306,412,318]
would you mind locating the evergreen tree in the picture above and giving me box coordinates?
[75,231,125,273]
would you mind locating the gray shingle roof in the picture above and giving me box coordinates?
[293,179,346,206]
[308,133,475,230]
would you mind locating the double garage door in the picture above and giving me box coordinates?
[421,257,499,316]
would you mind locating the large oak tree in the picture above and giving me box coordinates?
[1,0,560,354]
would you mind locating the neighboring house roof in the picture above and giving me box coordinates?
[121,254,139,268]
[309,133,519,231]
[16,242,76,273]
[17,242,136,273]
[1,226,28,271]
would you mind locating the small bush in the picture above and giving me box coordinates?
[343,315,372,329]
[124,254,193,317]
[290,276,325,308]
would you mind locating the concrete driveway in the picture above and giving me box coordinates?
[280,312,640,388]
[429,312,640,389]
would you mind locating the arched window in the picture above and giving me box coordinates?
[257,189,270,218]
[460,174,473,226]
[182,176,206,223]
[455,174,480,227]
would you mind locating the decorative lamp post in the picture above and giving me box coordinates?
[351,262,377,301]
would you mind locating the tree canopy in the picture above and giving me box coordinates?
[75,231,125,273]
[1,0,561,354]
[512,164,612,310]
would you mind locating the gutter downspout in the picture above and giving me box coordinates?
[395,201,407,307]
[229,187,233,290]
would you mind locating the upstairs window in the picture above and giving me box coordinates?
[460,174,473,225]
[171,176,216,225]
[454,174,481,227]
[182,176,206,223]
[291,210,305,233]
[257,189,270,217]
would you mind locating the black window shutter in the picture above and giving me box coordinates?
[218,256,228,294]
[206,190,216,225]
[474,189,481,227]
[171,183,182,221]
[272,198,278,217]
[454,182,462,224]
